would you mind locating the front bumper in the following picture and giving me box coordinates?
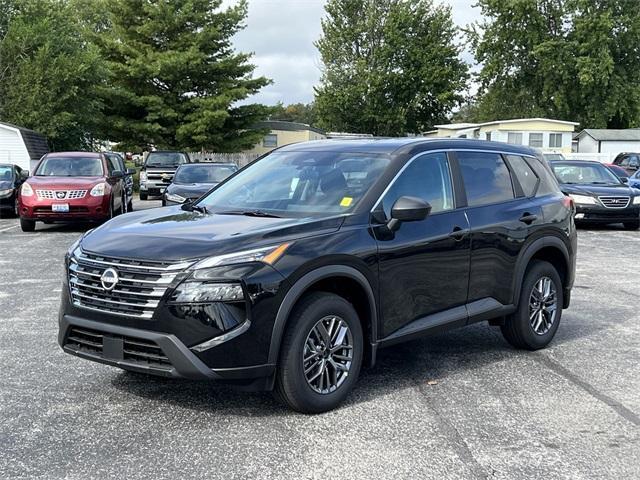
[574,204,640,224]
[140,182,170,196]
[19,195,111,221]
[59,314,275,384]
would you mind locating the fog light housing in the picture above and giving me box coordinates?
[170,282,244,304]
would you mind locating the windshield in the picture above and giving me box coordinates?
[35,157,103,177]
[551,162,621,185]
[196,151,391,216]
[146,152,188,167]
[0,165,14,182]
[174,164,237,184]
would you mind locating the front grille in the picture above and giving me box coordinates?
[68,250,191,319]
[65,327,172,370]
[146,171,175,183]
[598,196,630,208]
[36,189,87,200]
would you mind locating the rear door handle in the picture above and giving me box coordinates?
[519,213,538,224]
[449,226,468,241]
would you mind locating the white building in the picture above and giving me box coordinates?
[0,121,49,172]
[574,129,640,155]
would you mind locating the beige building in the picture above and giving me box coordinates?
[247,121,326,155]
[424,118,579,154]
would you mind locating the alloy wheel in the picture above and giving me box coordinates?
[529,276,557,335]
[303,315,353,394]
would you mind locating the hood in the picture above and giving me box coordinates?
[167,182,217,200]
[560,183,638,197]
[26,176,104,189]
[81,206,346,262]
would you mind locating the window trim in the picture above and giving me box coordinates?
[549,133,563,148]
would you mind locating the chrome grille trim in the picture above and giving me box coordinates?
[598,196,630,209]
[36,189,87,200]
[68,250,192,319]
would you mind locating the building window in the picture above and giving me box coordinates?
[507,132,523,145]
[263,134,277,148]
[549,133,562,148]
[485,132,492,141]
[528,133,543,148]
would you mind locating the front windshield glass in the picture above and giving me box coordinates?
[35,157,103,177]
[146,152,188,167]
[551,162,621,185]
[174,164,237,184]
[197,151,391,216]
[0,165,14,182]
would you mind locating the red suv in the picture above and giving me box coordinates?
[18,152,130,232]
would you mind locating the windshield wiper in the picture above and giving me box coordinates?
[218,210,281,218]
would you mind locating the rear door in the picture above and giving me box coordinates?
[455,151,544,311]
[373,151,471,337]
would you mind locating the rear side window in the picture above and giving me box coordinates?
[381,152,454,217]
[506,155,539,197]
[527,158,561,196]
[457,152,514,207]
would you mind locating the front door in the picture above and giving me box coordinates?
[373,152,471,337]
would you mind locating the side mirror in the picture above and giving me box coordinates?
[126,168,136,176]
[387,196,431,231]
[621,177,629,184]
[20,170,29,179]
[111,170,124,178]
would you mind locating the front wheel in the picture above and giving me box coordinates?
[623,220,639,230]
[501,260,563,350]
[274,292,363,413]
[139,192,148,201]
[20,218,36,232]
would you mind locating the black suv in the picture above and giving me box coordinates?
[58,139,577,413]
[139,151,191,200]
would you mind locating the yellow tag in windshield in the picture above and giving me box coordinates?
[340,197,353,207]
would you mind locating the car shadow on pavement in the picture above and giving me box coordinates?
[109,319,604,416]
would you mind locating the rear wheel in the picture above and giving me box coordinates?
[139,192,148,201]
[127,198,133,212]
[20,218,36,232]
[501,260,563,350]
[623,220,639,230]
[274,292,363,413]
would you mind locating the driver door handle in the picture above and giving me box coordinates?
[449,226,468,241]
[519,213,538,225]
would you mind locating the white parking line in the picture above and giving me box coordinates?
[0,224,18,232]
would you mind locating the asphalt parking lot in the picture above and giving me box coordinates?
[1,198,639,480]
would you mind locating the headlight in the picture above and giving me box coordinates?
[569,194,597,205]
[21,182,33,196]
[170,282,244,304]
[140,171,147,182]
[634,196,640,205]
[90,182,107,197]
[166,193,186,203]
[0,188,12,198]
[192,243,292,270]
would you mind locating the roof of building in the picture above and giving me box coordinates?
[280,137,539,156]
[254,120,325,136]
[434,118,580,131]
[576,129,640,142]
[0,121,49,160]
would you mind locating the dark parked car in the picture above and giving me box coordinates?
[550,160,640,230]
[18,152,134,232]
[0,163,28,217]
[612,152,640,175]
[59,138,576,413]
[106,152,134,213]
[163,163,238,206]
[139,151,191,200]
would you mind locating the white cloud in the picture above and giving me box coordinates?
[224,0,480,105]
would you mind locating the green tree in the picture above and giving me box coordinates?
[96,0,271,152]
[0,0,105,150]
[270,102,318,125]
[470,0,640,128]
[315,0,468,136]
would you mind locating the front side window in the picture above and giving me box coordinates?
[35,157,104,177]
[107,155,119,175]
[528,133,543,148]
[197,151,390,216]
[506,155,539,197]
[263,134,278,148]
[145,152,188,167]
[457,152,515,206]
[174,164,237,184]
[380,152,454,218]
[507,132,523,145]
[549,133,562,148]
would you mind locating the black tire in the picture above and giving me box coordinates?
[13,197,19,218]
[127,199,133,212]
[623,220,639,230]
[161,198,166,207]
[139,192,148,201]
[274,292,363,413]
[501,260,563,350]
[20,218,36,232]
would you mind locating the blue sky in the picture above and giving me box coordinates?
[223,0,479,105]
